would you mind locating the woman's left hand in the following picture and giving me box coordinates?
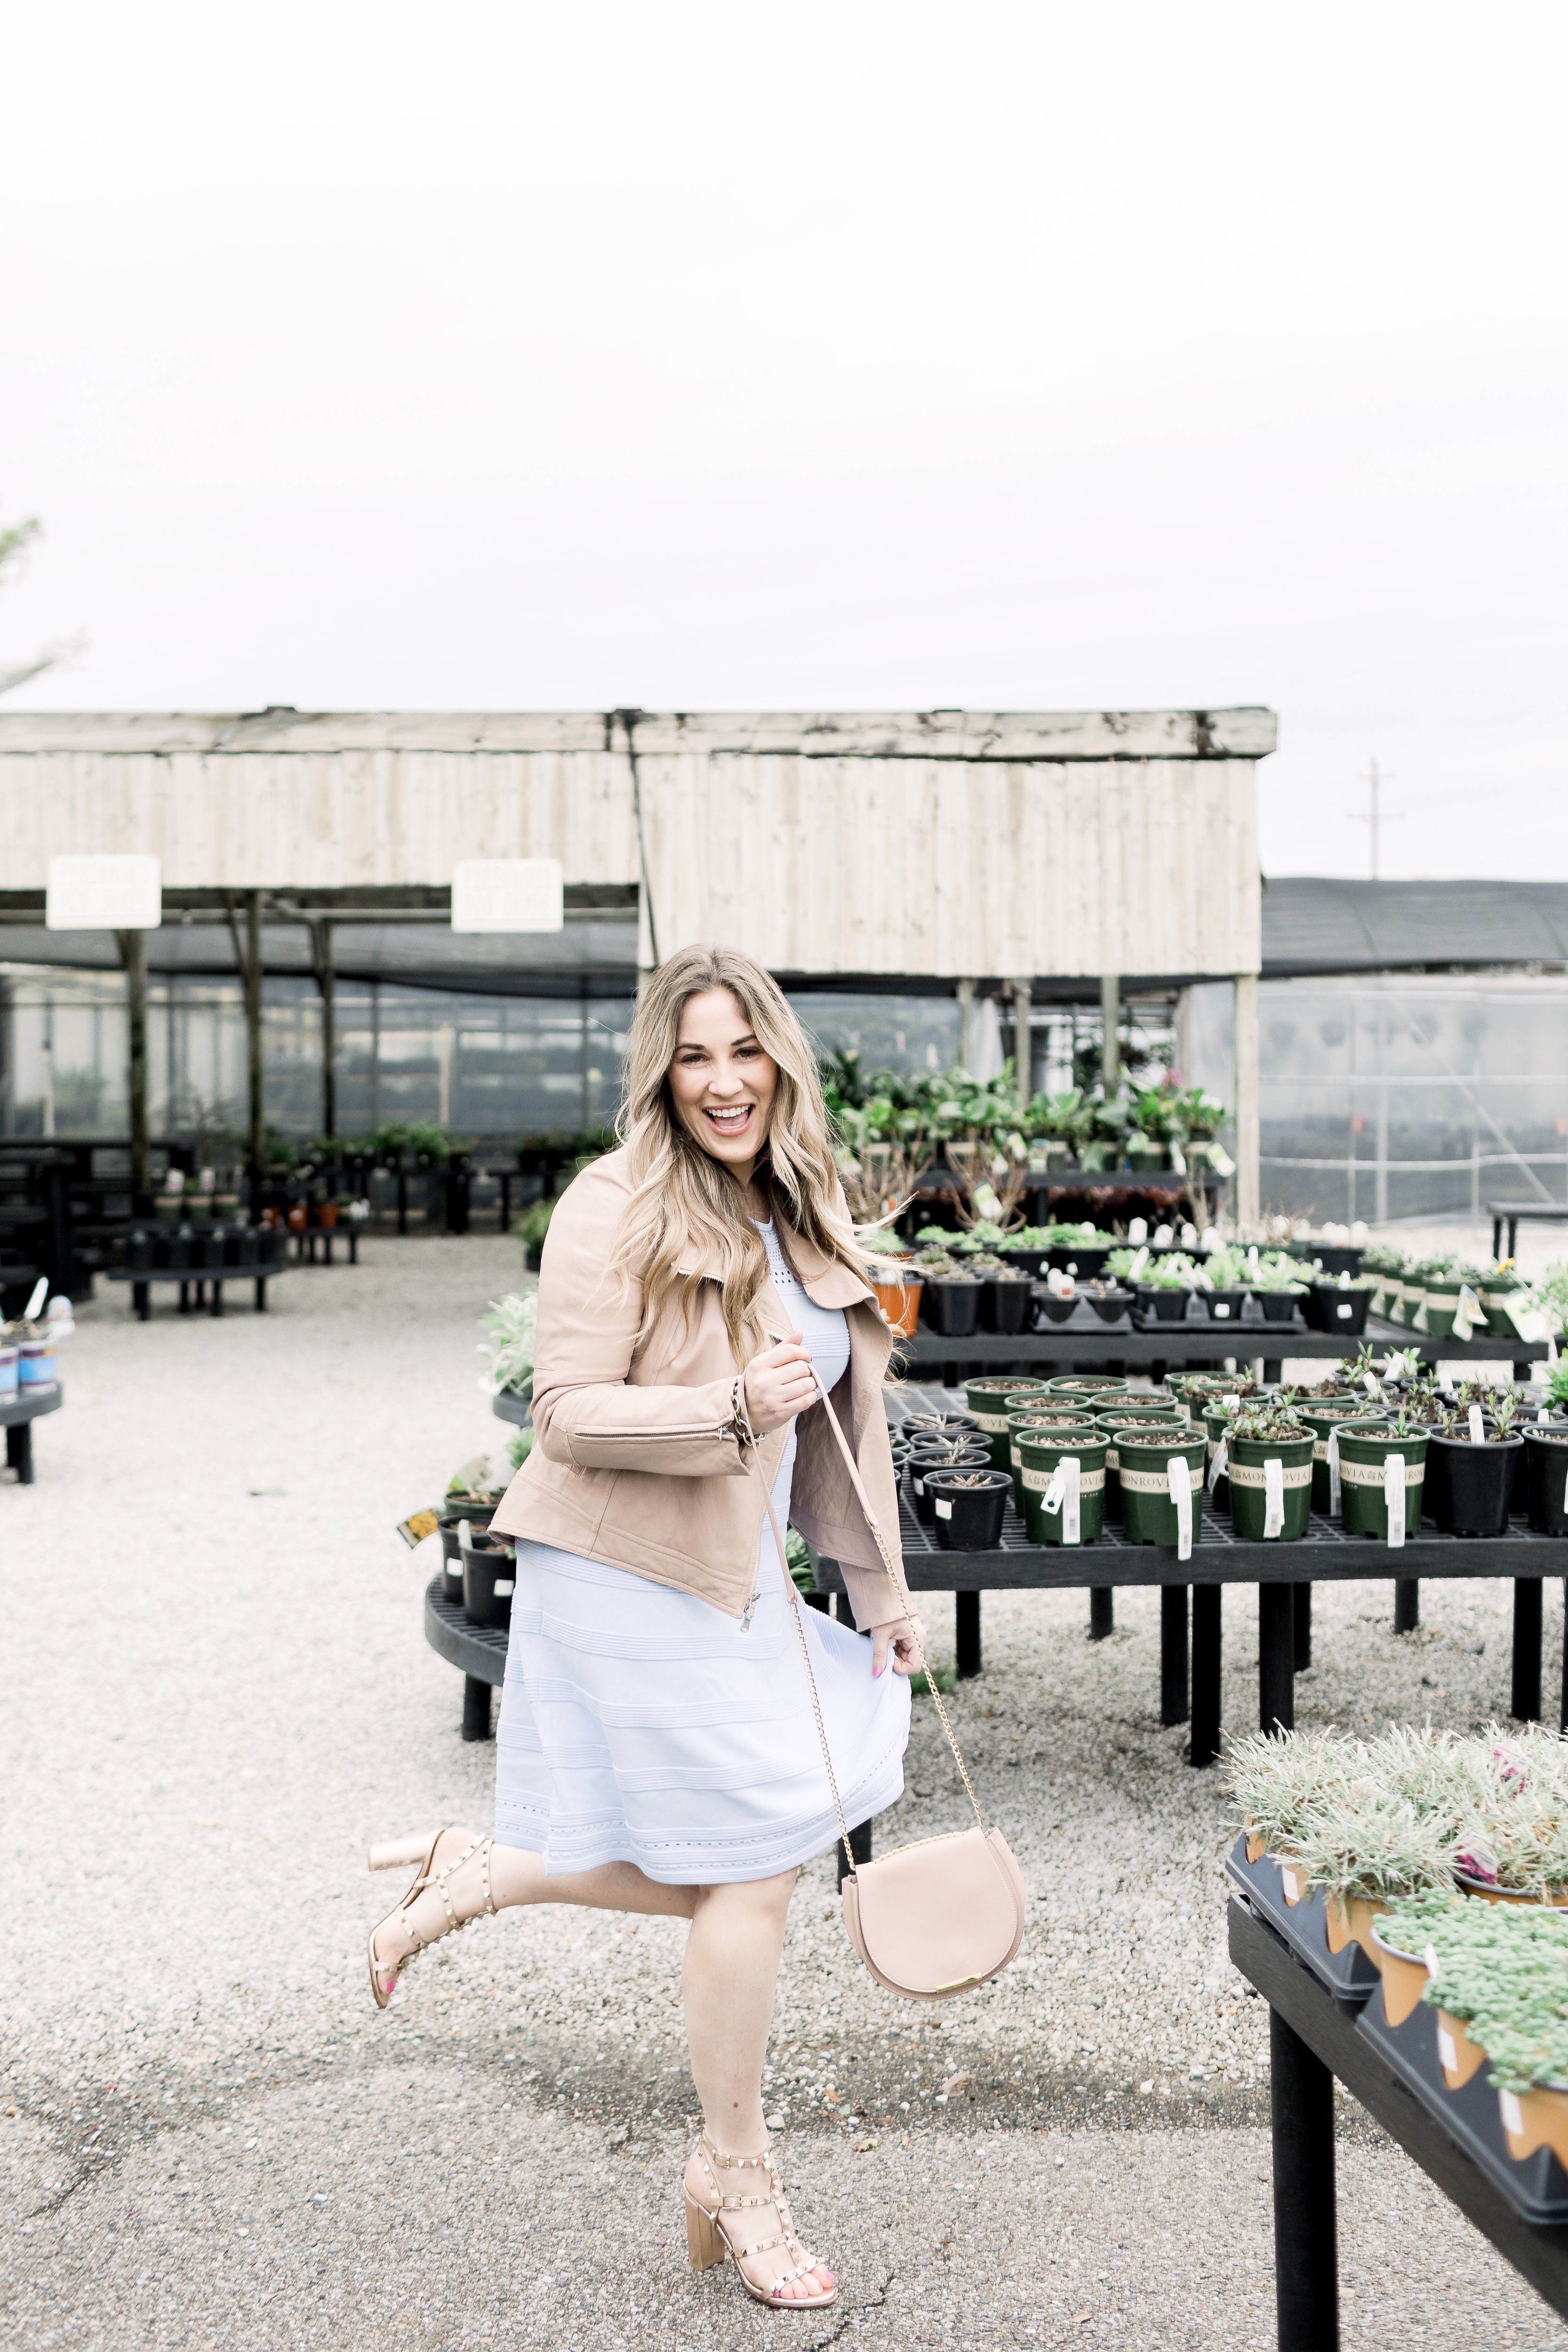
[871,1615,928,1677]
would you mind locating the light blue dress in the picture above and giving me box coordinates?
[492,1221,910,1882]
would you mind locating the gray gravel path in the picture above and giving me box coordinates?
[4,1235,1567,2349]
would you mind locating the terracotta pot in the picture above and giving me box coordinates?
[1455,1869,1568,1907]
[1500,2082,1568,2168]
[1367,1922,1430,2026]
[873,1276,921,1339]
[1434,2007,1488,2090]
[1324,1890,1387,1962]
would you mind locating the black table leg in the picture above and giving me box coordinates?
[134,1280,150,1321]
[255,1278,268,1312]
[349,1231,359,1264]
[1561,1580,1568,1734]
[1260,1582,1296,1732]
[6,1421,33,1484]
[1293,1581,1312,1670]
[178,1280,191,1314]
[1513,1578,1544,1723]
[210,1279,224,1317]
[1089,1586,1114,1641]
[461,1676,494,1741]
[837,1817,873,1888]
[1270,2005,1339,2352]
[1263,1357,1283,1386]
[1190,1585,1222,1766]
[1513,1359,1535,1384]
[1393,1578,1419,1634]
[956,1590,982,1678]
[1161,1585,1189,1725]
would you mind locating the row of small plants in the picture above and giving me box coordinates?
[1363,1245,1567,1344]
[1230,1725,1568,2156]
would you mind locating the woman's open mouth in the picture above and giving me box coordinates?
[702,1103,756,1137]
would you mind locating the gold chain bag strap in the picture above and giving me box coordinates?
[755,1366,1027,2002]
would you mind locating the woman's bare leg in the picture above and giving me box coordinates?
[681,1872,833,2303]
[371,1828,695,1976]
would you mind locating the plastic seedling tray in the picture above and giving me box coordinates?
[1223,1837,1380,2008]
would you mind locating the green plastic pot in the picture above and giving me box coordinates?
[1226,1427,1315,1541]
[1115,1428,1206,1550]
[1019,1426,1107,1546]
[1202,1397,1249,1510]
[1418,1277,1466,1339]
[964,1375,1051,1469]
[1046,1375,1130,1401]
[1297,1404,1365,1513]
[1005,1407,1086,1510]
[1336,1422,1428,1541]
[1093,1400,1183,1521]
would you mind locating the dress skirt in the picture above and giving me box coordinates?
[492,1534,911,1885]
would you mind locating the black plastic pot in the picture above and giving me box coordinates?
[194,1229,225,1271]
[1036,1290,1078,1324]
[127,1229,151,1271]
[1255,1291,1305,1327]
[1307,1282,1371,1336]
[164,1228,191,1271]
[1304,1245,1365,1279]
[1134,1285,1191,1324]
[920,1280,982,1338]
[461,1532,517,1627]
[1525,1429,1568,1534]
[924,1468,1011,1549]
[1085,1284,1135,1324]
[907,1445,991,1524]
[899,1412,979,1441]
[998,1247,1048,1278]
[1429,1433,1523,1536]
[438,1523,468,1604]
[1203,1287,1250,1325]
[982,1278,1035,1335]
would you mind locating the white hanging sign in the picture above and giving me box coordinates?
[46,854,162,930]
[1385,1451,1406,1548]
[450,858,565,933]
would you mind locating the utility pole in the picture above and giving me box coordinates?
[1348,759,1405,880]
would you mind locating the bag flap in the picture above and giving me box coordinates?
[849,1828,1024,1997]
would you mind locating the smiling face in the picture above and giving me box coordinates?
[667,986,780,1182]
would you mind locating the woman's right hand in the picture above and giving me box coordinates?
[743,1331,818,1435]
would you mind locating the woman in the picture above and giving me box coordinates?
[366,945,924,2311]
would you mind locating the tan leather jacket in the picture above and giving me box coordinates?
[489,1147,905,1629]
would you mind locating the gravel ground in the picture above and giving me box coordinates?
[4,1233,1568,2350]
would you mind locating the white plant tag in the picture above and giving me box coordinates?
[1264,1456,1285,1539]
[1385,1452,1406,1549]
[1042,1466,1066,1516]
[934,1497,953,1520]
[1501,2089,1525,2138]
[1062,1457,1081,1545]
[1468,1405,1485,1445]
[1336,1303,1353,1319]
[1453,1285,1481,1342]
[1128,1218,1148,1245]
[1423,1944,1441,1981]
[1539,1407,1552,1424]
[1279,1864,1299,1901]
[1223,1394,1239,1411]
[1168,1455,1193,1563]
[1327,1430,1342,1515]
[913,1474,925,1497]
[1208,1438,1228,1496]
[493,1577,515,1597]
[1436,2026,1457,2074]
[1128,1245,1150,1280]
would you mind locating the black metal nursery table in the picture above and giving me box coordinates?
[0,1380,63,1485]
[107,1265,287,1319]
[1229,1850,1568,2350]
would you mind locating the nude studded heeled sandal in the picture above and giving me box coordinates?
[365,1829,498,2010]
[684,2132,836,2310]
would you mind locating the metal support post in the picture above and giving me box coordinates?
[955,1590,982,1678]
[310,919,336,1141]
[1189,1585,1222,1765]
[1269,2006,1340,2352]
[1513,1579,1544,1724]
[1234,972,1260,1230]
[1260,1582,1296,1732]
[1160,1585,1189,1724]
[1100,974,1120,1092]
[118,928,150,1203]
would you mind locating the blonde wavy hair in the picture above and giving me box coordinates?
[609,946,863,1362]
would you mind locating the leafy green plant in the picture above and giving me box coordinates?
[1140,1252,1200,1291]
[513,1197,555,1255]
[1228,1399,1311,1444]
[479,1291,540,1398]
[1378,1895,1568,2094]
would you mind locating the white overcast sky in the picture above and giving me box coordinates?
[1,2,1564,879]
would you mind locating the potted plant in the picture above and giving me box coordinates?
[917,1256,984,1338]
[899,1411,979,1440]
[1114,1426,1206,1550]
[1133,1252,1201,1325]
[1305,1270,1377,1336]
[1288,1796,1458,1963]
[479,1291,539,1406]
[1295,1404,1384,1514]
[1244,1250,1311,1327]
[1368,1886,1470,2027]
[963,1375,1050,1469]
[1018,1425,1107,1546]
[1525,1422,1568,1535]
[1094,1398,1183,1522]
[460,1523,517,1628]
[1048,1375,1130,1401]
[1429,1406,1524,1536]
[907,1438,991,1525]
[1335,1413,1428,1542]
[1198,1243,1252,1324]
[1223,1400,1315,1540]
[923,1466,1010,1549]
[1005,1406,1089,1510]
[966,1252,1035,1335]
